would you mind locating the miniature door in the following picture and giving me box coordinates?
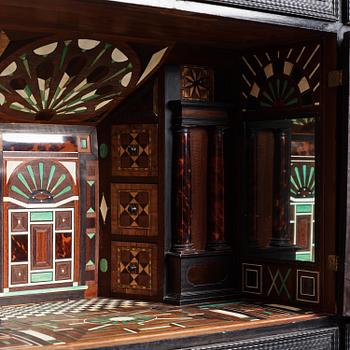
[4,158,79,289]
[0,126,99,298]
[239,39,337,313]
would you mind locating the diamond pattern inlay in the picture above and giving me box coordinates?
[100,193,108,224]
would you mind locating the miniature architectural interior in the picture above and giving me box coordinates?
[0,0,347,348]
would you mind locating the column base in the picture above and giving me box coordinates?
[207,242,232,251]
[165,250,235,305]
[172,243,195,254]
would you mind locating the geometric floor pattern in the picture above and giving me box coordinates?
[0,298,318,348]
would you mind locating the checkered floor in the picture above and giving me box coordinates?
[0,298,149,320]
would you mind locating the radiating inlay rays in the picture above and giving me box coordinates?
[9,160,74,203]
[290,163,315,198]
[241,44,320,111]
[0,38,141,122]
[259,77,299,108]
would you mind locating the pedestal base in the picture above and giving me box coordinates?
[165,250,237,305]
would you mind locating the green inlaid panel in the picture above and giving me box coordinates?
[99,143,108,159]
[31,271,53,283]
[296,204,312,213]
[81,138,88,149]
[30,211,53,222]
[87,232,95,239]
[99,258,108,273]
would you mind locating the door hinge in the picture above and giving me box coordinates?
[328,70,342,87]
[328,255,339,271]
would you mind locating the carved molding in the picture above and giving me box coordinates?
[192,0,338,21]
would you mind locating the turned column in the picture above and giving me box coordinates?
[173,127,194,253]
[270,128,291,247]
[207,127,230,250]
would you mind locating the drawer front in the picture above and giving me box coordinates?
[111,242,158,296]
[112,124,158,177]
[111,183,158,237]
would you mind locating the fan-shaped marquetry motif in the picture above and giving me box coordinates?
[241,44,320,111]
[8,160,76,204]
[0,38,140,122]
[181,65,213,102]
[290,163,315,198]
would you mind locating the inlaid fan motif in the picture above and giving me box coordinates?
[241,44,320,111]
[7,160,76,204]
[290,163,315,198]
[0,38,141,122]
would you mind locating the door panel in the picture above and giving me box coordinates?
[31,224,53,270]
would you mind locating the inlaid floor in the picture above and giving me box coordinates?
[0,298,318,349]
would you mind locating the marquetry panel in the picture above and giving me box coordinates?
[11,265,28,285]
[241,43,321,112]
[265,265,295,302]
[111,183,158,236]
[112,124,158,177]
[11,212,28,232]
[55,211,72,231]
[196,0,338,21]
[242,263,263,295]
[85,160,99,281]
[0,37,141,123]
[55,261,72,281]
[6,159,76,205]
[181,65,213,102]
[111,242,157,296]
[31,224,53,270]
[296,269,320,303]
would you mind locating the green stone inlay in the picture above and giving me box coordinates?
[99,143,108,159]
[0,83,11,93]
[17,173,32,193]
[262,91,273,103]
[20,54,31,79]
[268,81,276,100]
[51,174,66,193]
[87,180,95,187]
[30,211,53,221]
[285,98,298,106]
[87,207,95,214]
[296,204,312,213]
[99,258,108,273]
[11,185,30,199]
[87,232,95,239]
[27,165,37,189]
[39,162,44,189]
[294,167,302,187]
[60,41,71,69]
[31,271,53,283]
[284,86,295,101]
[86,260,94,267]
[53,185,72,199]
[302,165,307,186]
[47,165,56,190]
[90,43,108,67]
[308,167,315,188]
[281,80,288,97]
[81,138,87,149]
